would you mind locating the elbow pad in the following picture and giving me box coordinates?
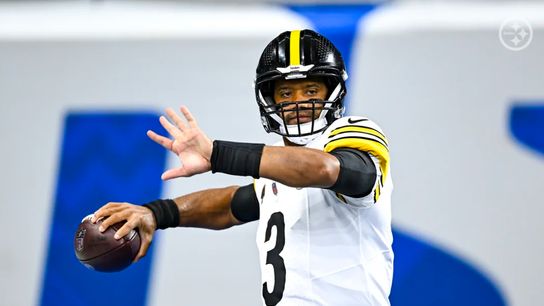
[328,148,377,198]
[231,184,260,223]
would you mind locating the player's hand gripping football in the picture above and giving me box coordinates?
[91,202,157,262]
[147,106,213,180]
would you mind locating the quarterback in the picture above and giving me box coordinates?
[93,30,393,305]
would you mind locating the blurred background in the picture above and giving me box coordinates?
[1,0,542,305]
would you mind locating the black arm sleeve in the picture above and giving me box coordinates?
[230,184,260,223]
[328,148,377,198]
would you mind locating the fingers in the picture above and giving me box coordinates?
[114,220,137,240]
[166,107,187,131]
[98,211,128,234]
[92,202,124,223]
[159,116,182,139]
[147,130,173,150]
[153,106,196,146]
[180,106,197,127]
[134,233,152,262]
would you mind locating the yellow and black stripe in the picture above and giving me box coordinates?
[328,125,388,147]
[324,123,389,202]
[335,192,347,204]
[374,183,381,203]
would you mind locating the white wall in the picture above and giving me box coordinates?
[351,3,544,305]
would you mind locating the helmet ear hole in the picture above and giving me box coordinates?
[324,79,339,98]
[264,96,276,106]
[258,80,276,106]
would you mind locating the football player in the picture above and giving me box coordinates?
[93,29,393,306]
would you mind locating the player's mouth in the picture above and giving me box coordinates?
[286,114,315,125]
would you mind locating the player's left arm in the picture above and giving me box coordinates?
[259,146,375,196]
[148,107,377,196]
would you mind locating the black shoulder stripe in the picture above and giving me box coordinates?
[330,124,385,135]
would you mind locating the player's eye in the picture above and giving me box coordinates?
[279,91,292,99]
[305,86,321,96]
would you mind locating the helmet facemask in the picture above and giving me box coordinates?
[256,72,346,144]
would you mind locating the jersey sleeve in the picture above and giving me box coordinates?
[323,116,390,206]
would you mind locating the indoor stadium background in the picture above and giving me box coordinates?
[1,1,542,305]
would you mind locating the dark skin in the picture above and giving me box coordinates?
[92,78,340,262]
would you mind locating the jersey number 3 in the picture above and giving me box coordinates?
[262,212,286,306]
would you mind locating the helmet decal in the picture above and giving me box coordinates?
[289,30,301,66]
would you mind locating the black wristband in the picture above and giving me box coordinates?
[210,140,265,178]
[143,199,179,230]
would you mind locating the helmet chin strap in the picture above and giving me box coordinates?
[281,116,328,145]
[285,133,322,145]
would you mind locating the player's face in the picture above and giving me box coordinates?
[273,78,329,125]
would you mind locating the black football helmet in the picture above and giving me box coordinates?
[254,29,348,145]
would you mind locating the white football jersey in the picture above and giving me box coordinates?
[255,116,394,306]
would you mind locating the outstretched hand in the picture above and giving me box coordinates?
[147,106,213,180]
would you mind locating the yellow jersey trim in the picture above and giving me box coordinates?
[324,137,390,188]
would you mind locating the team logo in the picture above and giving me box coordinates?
[75,228,86,251]
[272,183,278,195]
[347,118,367,124]
[499,18,533,51]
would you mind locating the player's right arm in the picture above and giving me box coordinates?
[92,184,259,262]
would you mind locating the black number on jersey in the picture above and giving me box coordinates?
[262,212,286,306]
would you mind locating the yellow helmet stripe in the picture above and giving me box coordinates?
[289,30,301,66]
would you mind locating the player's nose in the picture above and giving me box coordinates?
[293,91,307,102]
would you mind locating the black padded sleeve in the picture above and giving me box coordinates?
[328,148,377,198]
[231,184,260,223]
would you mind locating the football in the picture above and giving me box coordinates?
[74,215,141,272]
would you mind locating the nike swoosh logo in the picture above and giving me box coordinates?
[347,118,368,124]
